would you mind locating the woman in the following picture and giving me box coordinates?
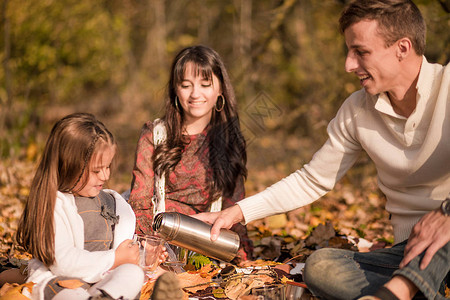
[128,45,253,262]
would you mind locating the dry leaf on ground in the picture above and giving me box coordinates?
[0,282,34,300]
[57,279,85,289]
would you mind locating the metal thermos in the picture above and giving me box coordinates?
[152,212,240,262]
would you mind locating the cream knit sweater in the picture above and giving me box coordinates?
[238,57,450,244]
[24,189,136,300]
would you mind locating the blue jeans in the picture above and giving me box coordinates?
[303,240,449,300]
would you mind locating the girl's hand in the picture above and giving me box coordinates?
[111,239,140,269]
[158,246,169,264]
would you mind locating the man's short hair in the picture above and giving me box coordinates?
[339,0,426,55]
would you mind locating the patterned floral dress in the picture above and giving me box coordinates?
[129,120,253,262]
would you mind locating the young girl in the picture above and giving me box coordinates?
[128,45,253,262]
[17,113,159,300]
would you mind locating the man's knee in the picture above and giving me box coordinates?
[304,248,339,285]
[304,248,355,289]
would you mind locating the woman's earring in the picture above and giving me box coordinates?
[175,96,180,111]
[215,95,225,112]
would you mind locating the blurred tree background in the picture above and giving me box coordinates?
[0,0,449,228]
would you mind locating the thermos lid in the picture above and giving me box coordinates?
[153,212,179,239]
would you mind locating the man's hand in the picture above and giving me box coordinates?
[193,205,244,241]
[400,209,450,270]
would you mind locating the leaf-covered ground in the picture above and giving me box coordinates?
[0,160,34,264]
[0,155,394,261]
[0,154,395,300]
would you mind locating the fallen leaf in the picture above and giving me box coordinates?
[238,296,258,300]
[0,283,19,297]
[265,214,287,229]
[198,263,219,278]
[212,287,227,299]
[139,280,155,300]
[177,272,213,293]
[57,279,84,289]
[305,222,336,247]
[225,280,247,300]
[0,282,34,299]
[273,264,291,274]
[240,259,280,268]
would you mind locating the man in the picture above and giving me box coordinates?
[195,0,450,299]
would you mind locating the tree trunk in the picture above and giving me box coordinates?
[1,0,12,135]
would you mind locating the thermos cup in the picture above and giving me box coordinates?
[152,212,240,262]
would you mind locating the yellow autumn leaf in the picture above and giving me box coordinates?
[265,214,287,230]
[140,280,155,300]
[212,287,227,299]
[0,282,34,300]
[280,276,290,284]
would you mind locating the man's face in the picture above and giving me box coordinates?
[344,20,400,96]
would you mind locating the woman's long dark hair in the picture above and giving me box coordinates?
[153,45,247,198]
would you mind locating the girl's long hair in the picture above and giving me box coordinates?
[153,45,247,198]
[16,113,115,267]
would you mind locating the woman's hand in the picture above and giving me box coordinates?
[194,205,244,241]
[111,239,140,269]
